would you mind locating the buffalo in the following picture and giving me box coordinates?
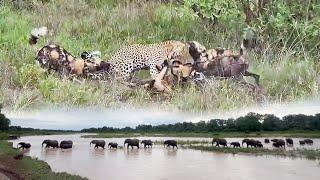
[124,139,140,149]
[212,138,227,147]
[141,140,153,148]
[164,140,178,149]
[108,142,118,149]
[242,139,259,148]
[285,138,293,146]
[60,140,73,149]
[17,142,31,149]
[304,139,313,145]
[90,140,106,149]
[42,139,59,148]
[230,142,241,148]
[272,139,285,148]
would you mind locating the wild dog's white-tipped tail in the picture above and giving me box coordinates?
[31,26,48,38]
[240,42,246,56]
[90,51,101,58]
[29,26,48,45]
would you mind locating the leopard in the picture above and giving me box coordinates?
[100,40,206,82]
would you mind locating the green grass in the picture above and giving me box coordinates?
[0,130,78,140]
[185,145,320,160]
[0,0,319,112]
[154,139,210,145]
[0,141,87,179]
[82,130,320,138]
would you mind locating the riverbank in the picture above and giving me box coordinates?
[0,141,87,179]
[184,145,320,160]
[0,131,78,140]
[81,131,320,138]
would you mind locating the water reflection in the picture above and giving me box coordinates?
[165,149,178,157]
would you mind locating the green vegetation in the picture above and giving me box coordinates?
[0,141,87,179]
[0,0,319,112]
[154,139,209,145]
[185,145,320,160]
[0,105,10,131]
[81,112,320,137]
[82,130,320,139]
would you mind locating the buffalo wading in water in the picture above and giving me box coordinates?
[17,142,31,149]
[164,140,178,149]
[42,139,59,148]
[285,138,293,146]
[299,140,306,145]
[60,140,73,149]
[272,139,285,148]
[124,139,140,149]
[141,140,153,148]
[264,139,270,143]
[212,138,227,147]
[90,140,106,149]
[242,139,261,148]
[9,135,19,140]
[230,142,240,148]
[304,139,313,145]
[256,141,263,148]
[108,142,118,149]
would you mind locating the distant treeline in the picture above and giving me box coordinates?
[81,113,320,133]
[1,106,76,133]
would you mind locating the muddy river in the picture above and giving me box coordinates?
[11,134,320,180]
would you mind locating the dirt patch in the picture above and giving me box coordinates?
[0,165,22,180]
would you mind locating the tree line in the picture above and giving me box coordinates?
[0,105,10,131]
[0,105,75,133]
[1,105,320,133]
[81,112,320,133]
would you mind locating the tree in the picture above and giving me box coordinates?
[0,105,10,130]
[261,114,283,131]
[235,112,262,132]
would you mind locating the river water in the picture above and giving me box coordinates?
[10,134,320,180]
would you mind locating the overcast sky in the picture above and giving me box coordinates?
[5,99,320,130]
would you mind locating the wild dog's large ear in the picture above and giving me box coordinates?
[187,41,207,61]
[215,48,225,56]
[171,60,182,66]
[187,41,197,54]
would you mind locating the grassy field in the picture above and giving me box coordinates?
[81,130,320,138]
[0,141,87,179]
[184,145,320,160]
[0,0,319,112]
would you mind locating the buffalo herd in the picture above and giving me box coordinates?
[15,138,315,152]
[211,138,314,149]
